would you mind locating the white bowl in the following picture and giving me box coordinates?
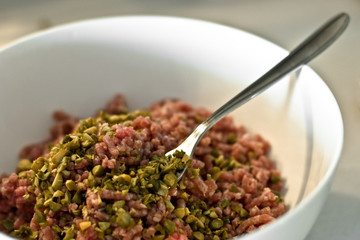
[0,16,343,240]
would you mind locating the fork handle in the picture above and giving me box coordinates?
[189,12,349,153]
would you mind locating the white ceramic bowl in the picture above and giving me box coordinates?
[0,16,343,240]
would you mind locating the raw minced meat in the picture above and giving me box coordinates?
[0,94,286,240]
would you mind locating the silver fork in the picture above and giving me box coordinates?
[165,13,350,180]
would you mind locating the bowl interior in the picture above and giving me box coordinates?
[0,16,343,239]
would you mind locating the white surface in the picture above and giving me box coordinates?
[0,16,343,240]
[0,0,359,239]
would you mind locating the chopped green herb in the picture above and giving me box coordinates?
[84,126,98,135]
[17,159,32,172]
[92,165,105,177]
[51,172,63,191]
[65,180,77,191]
[248,151,257,159]
[185,215,197,224]
[174,208,187,219]
[88,172,96,187]
[12,225,32,238]
[31,157,45,172]
[230,184,239,193]
[72,190,82,204]
[210,218,223,230]
[116,209,135,229]
[1,220,13,232]
[227,132,237,144]
[193,231,205,240]
[48,200,62,212]
[163,172,177,188]
[112,200,126,211]
[270,174,281,184]
[240,208,249,218]
[98,222,111,231]
[79,221,92,231]
[165,200,175,211]
[34,210,46,224]
[221,199,230,208]
[153,235,165,240]
[163,219,176,234]
[53,190,64,198]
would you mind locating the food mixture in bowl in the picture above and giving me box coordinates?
[0,94,286,240]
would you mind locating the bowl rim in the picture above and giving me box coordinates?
[0,15,344,239]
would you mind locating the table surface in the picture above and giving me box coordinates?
[1,0,359,239]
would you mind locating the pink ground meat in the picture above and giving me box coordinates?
[0,94,286,239]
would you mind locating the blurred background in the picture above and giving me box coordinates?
[1,0,359,239]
